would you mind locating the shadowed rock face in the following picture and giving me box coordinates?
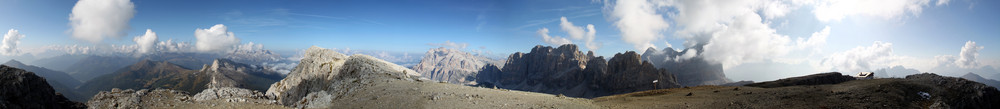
[476,44,682,98]
[601,51,681,94]
[412,47,502,85]
[641,48,730,86]
[0,65,86,109]
[745,72,856,88]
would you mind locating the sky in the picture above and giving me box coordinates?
[1,0,998,81]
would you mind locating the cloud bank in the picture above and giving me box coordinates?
[69,0,136,43]
[820,41,899,73]
[598,0,946,69]
[936,41,984,69]
[605,0,669,50]
[195,24,241,52]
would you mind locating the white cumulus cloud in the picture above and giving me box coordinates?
[195,24,241,53]
[559,17,601,50]
[536,28,573,46]
[936,41,984,69]
[132,29,158,54]
[605,0,669,50]
[69,0,136,43]
[1,29,25,55]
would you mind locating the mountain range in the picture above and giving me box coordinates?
[76,60,210,98]
[962,73,1000,88]
[2,45,999,108]
[476,44,682,98]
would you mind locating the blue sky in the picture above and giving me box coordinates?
[1,0,998,81]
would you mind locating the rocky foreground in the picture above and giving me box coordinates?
[3,46,999,108]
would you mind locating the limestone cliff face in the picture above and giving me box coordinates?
[641,48,730,86]
[0,65,86,109]
[476,44,682,98]
[201,59,285,91]
[266,46,421,106]
[411,47,502,85]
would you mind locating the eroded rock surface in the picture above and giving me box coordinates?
[87,88,192,109]
[193,87,275,104]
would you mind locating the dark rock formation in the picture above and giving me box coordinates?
[745,72,856,88]
[641,47,730,86]
[412,47,502,85]
[476,44,682,98]
[600,51,681,94]
[0,65,86,109]
[905,73,1000,108]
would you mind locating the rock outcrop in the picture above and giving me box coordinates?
[745,72,856,88]
[412,47,503,85]
[200,59,285,91]
[641,47,730,86]
[266,46,422,106]
[192,87,275,104]
[87,88,193,109]
[906,73,1000,108]
[0,65,86,109]
[476,44,682,98]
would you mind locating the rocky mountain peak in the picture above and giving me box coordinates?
[266,46,421,106]
[3,60,26,66]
